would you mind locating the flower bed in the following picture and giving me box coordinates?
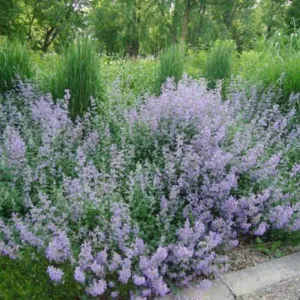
[0,78,299,299]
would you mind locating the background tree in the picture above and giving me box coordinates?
[259,0,287,38]
[21,0,90,52]
[286,0,300,29]
[0,0,23,38]
[91,0,124,54]
[0,0,296,55]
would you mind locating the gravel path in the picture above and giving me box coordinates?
[239,276,300,300]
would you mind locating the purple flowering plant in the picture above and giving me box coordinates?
[0,77,299,298]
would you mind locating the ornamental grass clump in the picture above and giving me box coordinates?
[0,78,299,298]
[0,40,33,93]
[45,38,102,118]
[155,43,185,95]
[205,40,235,93]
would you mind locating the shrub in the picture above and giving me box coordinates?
[185,48,207,79]
[0,79,299,298]
[155,43,185,94]
[0,40,33,93]
[33,52,60,90]
[232,50,261,78]
[45,38,102,118]
[102,56,157,100]
[205,40,235,91]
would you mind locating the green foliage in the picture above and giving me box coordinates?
[259,0,287,38]
[281,56,300,110]
[0,165,23,217]
[271,230,300,247]
[185,48,207,78]
[128,183,163,250]
[254,29,300,55]
[204,39,235,90]
[0,40,33,93]
[91,0,124,54]
[0,0,22,37]
[255,237,284,257]
[256,230,300,258]
[235,32,300,113]
[232,50,261,78]
[44,39,103,118]
[0,249,82,300]
[33,52,60,89]
[102,56,157,98]
[286,0,300,29]
[22,0,90,52]
[0,0,298,57]
[155,43,185,94]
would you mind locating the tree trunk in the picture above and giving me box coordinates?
[171,0,180,43]
[181,3,192,42]
[190,4,206,45]
[126,0,140,57]
[25,0,38,41]
[41,27,58,52]
[127,39,139,58]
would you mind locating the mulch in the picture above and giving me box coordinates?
[227,237,300,272]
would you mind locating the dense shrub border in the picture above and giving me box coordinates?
[0,78,299,299]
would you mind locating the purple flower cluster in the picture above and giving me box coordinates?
[3,126,26,168]
[47,266,64,283]
[0,79,299,298]
[46,231,71,262]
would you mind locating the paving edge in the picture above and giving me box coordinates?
[159,251,300,300]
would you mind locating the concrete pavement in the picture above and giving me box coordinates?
[160,251,300,300]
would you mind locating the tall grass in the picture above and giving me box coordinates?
[256,30,300,110]
[283,57,300,104]
[254,29,300,56]
[155,43,185,94]
[205,40,235,91]
[0,41,33,93]
[258,55,300,112]
[237,31,300,114]
[45,39,102,118]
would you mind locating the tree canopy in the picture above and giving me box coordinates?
[0,0,297,55]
